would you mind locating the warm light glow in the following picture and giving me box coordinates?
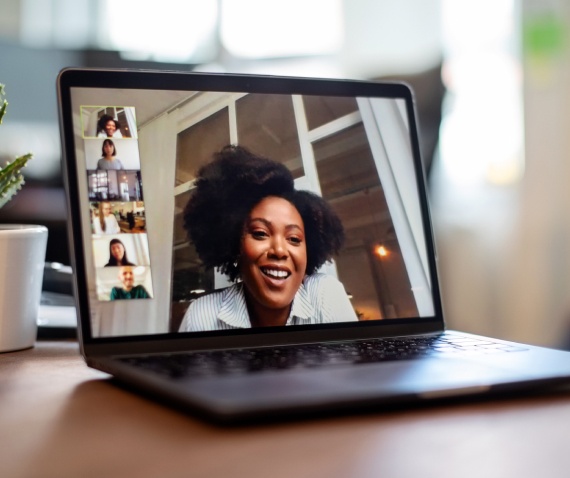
[375,245,388,258]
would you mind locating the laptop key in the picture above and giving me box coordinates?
[118,335,528,379]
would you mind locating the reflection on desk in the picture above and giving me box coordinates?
[1,341,570,478]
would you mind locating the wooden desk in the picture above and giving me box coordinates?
[2,341,570,478]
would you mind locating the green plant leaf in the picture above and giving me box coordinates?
[0,153,33,209]
[0,84,7,125]
[0,84,32,208]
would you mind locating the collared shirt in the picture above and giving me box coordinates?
[179,273,358,332]
[110,285,150,300]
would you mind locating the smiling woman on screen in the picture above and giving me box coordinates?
[178,145,357,332]
[96,114,123,138]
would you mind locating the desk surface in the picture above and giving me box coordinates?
[2,341,570,478]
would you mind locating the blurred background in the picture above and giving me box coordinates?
[1,0,569,348]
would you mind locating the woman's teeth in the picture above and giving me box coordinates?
[262,268,289,279]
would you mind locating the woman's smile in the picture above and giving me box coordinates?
[240,196,307,325]
[260,266,291,280]
[258,264,292,289]
[104,120,116,136]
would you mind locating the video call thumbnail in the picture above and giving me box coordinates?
[87,170,143,202]
[84,137,141,171]
[96,265,154,301]
[81,106,138,139]
[90,201,146,235]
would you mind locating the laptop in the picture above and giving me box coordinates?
[57,68,570,424]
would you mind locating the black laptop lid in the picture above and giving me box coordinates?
[57,68,443,350]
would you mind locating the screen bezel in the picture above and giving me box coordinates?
[57,68,444,355]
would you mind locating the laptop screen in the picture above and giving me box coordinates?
[61,71,439,339]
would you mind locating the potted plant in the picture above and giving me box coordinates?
[0,84,48,353]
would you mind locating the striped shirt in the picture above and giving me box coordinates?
[179,273,358,332]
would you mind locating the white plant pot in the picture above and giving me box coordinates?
[0,225,48,353]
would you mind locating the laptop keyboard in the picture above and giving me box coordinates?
[118,334,528,380]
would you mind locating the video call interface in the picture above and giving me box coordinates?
[81,105,153,303]
[71,87,435,338]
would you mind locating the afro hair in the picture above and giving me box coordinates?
[183,145,344,281]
